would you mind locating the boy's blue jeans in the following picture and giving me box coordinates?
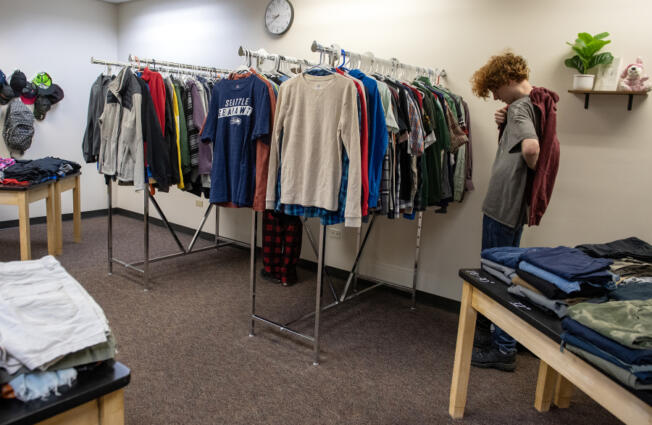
[481,214,523,355]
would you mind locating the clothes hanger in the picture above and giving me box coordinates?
[337,50,350,71]
[303,50,334,74]
[235,49,252,73]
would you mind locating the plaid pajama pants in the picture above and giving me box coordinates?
[262,211,303,284]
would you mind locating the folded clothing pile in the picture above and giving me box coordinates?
[0,157,16,181]
[481,246,614,318]
[562,300,652,390]
[578,237,652,263]
[578,237,652,289]
[0,156,80,186]
[0,256,116,402]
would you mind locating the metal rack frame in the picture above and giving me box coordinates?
[247,43,437,365]
[94,55,247,289]
[106,181,247,289]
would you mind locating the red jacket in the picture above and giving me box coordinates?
[140,68,166,133]
[527,87,560,226]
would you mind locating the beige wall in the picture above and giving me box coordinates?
[114,0,652,301]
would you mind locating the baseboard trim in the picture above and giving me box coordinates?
[0,209,108,230]
[0,207,461,312]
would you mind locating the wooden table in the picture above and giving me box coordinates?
[449,269,652,424]
[0,173,80,259]
[53,173,82,254]
[0,362,130,425]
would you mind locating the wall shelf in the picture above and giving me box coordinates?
[568,89,648,111]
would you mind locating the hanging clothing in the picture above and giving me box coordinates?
[266,73,362,227]
[135,77,170,192]
[82,74,113,163]
[167,77,185,189]
[201,74,271,206]
[98,67,146,190]
[348,69,388,210]
[262,210,303,285]
[140,67,166,132]
[163,80,180,186]
[527,87,560,226]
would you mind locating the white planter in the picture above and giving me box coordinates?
[573,74,595,90]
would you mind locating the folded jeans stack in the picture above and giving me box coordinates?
[480,246,541,285]
[562,299,652,390]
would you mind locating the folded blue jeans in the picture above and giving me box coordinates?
[562,318,652,365]
[518,261,582,293]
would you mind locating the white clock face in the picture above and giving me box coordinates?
[265,0,293,35]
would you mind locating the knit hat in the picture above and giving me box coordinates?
[3,98,35,154]
[9,70,27,97]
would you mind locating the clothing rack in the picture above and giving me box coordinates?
[92,55,247,289]
[246,43,442,365]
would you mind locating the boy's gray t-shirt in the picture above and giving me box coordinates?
[483,96,540,229]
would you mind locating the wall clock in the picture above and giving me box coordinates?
[265,0,294,36]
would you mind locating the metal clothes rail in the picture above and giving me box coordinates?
[247,43,439,365]
[91,57,216,77]
[93,55,245,289]
[310,40,446,82]
[127,54,233,75]
[237,46,316,71]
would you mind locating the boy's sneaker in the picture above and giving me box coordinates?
[471,347,516,372]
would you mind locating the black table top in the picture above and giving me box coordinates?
[459,268,652,405]
[460,269,563,343]
[0,172,81,192]
[0,361,130,425]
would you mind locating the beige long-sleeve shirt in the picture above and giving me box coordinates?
[266,73,362,227]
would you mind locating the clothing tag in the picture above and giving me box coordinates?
[509,301,532,311]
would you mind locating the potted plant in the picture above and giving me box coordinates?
[565,32,614,90]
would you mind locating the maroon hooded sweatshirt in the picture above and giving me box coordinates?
[499,87,560,226]
[527,87,560,226]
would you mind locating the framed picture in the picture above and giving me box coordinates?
[594,57,623,91]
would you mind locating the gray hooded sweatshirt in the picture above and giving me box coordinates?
[98,67,145,190]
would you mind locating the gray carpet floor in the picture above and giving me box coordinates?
[0,215,622,424]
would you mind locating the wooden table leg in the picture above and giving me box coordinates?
[534,360,559,412]
[54,181,63,255]
[554,373,575,408]
[98,389,124,425]
[46,184,58,256]
[73,175,81,243]
[449,281,478,419]
[17,192,31,260]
